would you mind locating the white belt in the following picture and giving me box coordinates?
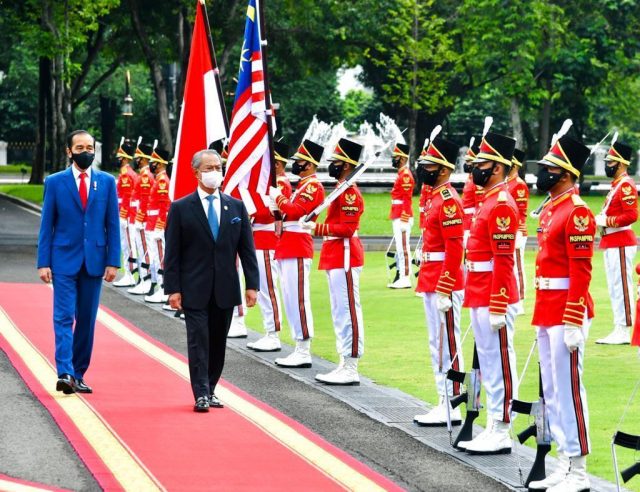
[422,251,445,262]
[253,223,276,232]
[391,199,404,205]
[464,207,476,215]
[535,277,570,290]
[603,225,631,235]
[118,198,123,204]
[147,210,159,217]
[323,232,359,241]
[283,221,312,234]
[130,200,140,207]
[466,260,493,272]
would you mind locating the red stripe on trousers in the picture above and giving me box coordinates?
[619,247,632,326]
[297,258,309,339]
[570,349,589,455]
[345,270,359,358]
[264,250,281,332]
[402,231,409,276]
[445,306,460,395]
[139,230,150,264]
[499,328,513,423]
[516,248,525,300]
[157,239,164,269]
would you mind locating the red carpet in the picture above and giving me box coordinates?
[0,283,401,491]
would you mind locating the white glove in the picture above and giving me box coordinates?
[436,294,452,313]
[298,218,316,233]
[268,196,279,212]
[595,214,607,227]
[119,217,128,228]
[268,186,282,201]
[564,325,584,352]
[134,220,144,230]
[489,314,507,332]
[463,230,470,250]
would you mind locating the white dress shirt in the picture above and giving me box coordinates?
[71,164,92,197]
[197,186,221,227]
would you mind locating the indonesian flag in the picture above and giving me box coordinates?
[222,0,274,215]
[170,0,228,201]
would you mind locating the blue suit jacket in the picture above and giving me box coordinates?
[37,166,121,276]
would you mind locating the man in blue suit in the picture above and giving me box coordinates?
[37,130,121,394]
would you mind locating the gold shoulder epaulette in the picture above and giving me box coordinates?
[440,187,452,200]
[497,191,507,202]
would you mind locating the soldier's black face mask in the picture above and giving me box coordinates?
[472,162,494,186]
[149,162,158,174]
[417,165,440,187]
[536,166,563,192]
[392,157,402,168]
[463,162,473,173]
[328,162,343,179]
[292,161,308,176]
[605,162,619,178]
[71,151,94,170]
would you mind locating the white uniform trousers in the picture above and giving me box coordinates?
[604,246,636,328]
[392,218,412,279]
[133,222,150,279]
[145,230,165,284]
[422,291,464,397]
[256,249,283,334]
[119,218,135,273]
[278,258,314,341]
[127,220,141,272]
[537,320,591,457]
[514,239,527,303]
[470,305,518,423]
[326,267,364,358]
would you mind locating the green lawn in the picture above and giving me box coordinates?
[0,164,31,174]
[0,184,44,204]
[244,250,640,488]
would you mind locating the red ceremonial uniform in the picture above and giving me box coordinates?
[464,183,519,314]
[145,170,171,231]
[416,183,465,294]
[117,164,138,220]
[599,173,638,249]
[132,166,155,223]
[462,175,483,230]
[253,174,293,250]
[389,166,414,221]
[274,174,325,259]
[315,184,364,270]
[506,175,529,236]
[532,189,595,327]
[418,183,431,229]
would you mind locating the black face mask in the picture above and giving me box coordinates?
[328,162,343,179]
[472,163,494,187]
[292,161,308,176]
[392,157,402,168]
[536,167,563,193]
[605,162,619,178]
[463,162,473,173]
[71,151,94,170]
[149,162,158,174]
[417,165,440,187]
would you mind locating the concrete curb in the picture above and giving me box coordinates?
[0,192,42,213]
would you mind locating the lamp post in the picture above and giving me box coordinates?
[122,70,133,138]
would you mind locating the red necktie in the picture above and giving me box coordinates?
[79,172,88,209]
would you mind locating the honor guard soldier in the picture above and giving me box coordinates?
[595,138,637,345]
[506,148,529,315]
[114,140,139,287]
[413,136,465,426]
[388,143,415,288]
[528,135,594,492]
[246,141,291,352]
[462,136,483,243]
[269,140,325,367]
[144,148,172,303]
[128,142,156,295]
[300,138,365,384]
[459,131,519,455]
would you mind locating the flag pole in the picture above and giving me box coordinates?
[199,0,229,137]
[256,0,277,189]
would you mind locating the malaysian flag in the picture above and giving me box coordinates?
[222,0,274,215]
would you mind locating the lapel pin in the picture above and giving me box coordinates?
[93,181,97,191]
[224,205,228,210]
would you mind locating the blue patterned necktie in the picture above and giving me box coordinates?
[206,195,219,240]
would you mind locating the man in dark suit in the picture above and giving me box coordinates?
[37,129,121,394]
[164,149,259,412]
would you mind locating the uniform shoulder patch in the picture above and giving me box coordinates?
[571,194,586,207]
[440,187,453,200]
[497,191,507,202]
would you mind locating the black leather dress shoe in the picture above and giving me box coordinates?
[194,396,210,412]
[75,379,93,394]
[56,374,76,395]
[208,394,224,408]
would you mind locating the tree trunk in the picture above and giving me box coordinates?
[31,57,50,185]
[539,78,551,156]
[51,54,68,171]
[100,96,117,171]
[408,0,418,162]
[176,4,191,106]
[510,97,524,150]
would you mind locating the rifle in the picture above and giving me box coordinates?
[511,365,551,487]
[447,344,482,449]
[612,430,640,488]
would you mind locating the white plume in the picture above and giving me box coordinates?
[482,116,493,137]
[611,131,619,146]
[152,139,158,151]
[429,125,442,143]
[468,136,475,149]
[552,119,573,145]
[119,136,124,147]
[136,136,142,147]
